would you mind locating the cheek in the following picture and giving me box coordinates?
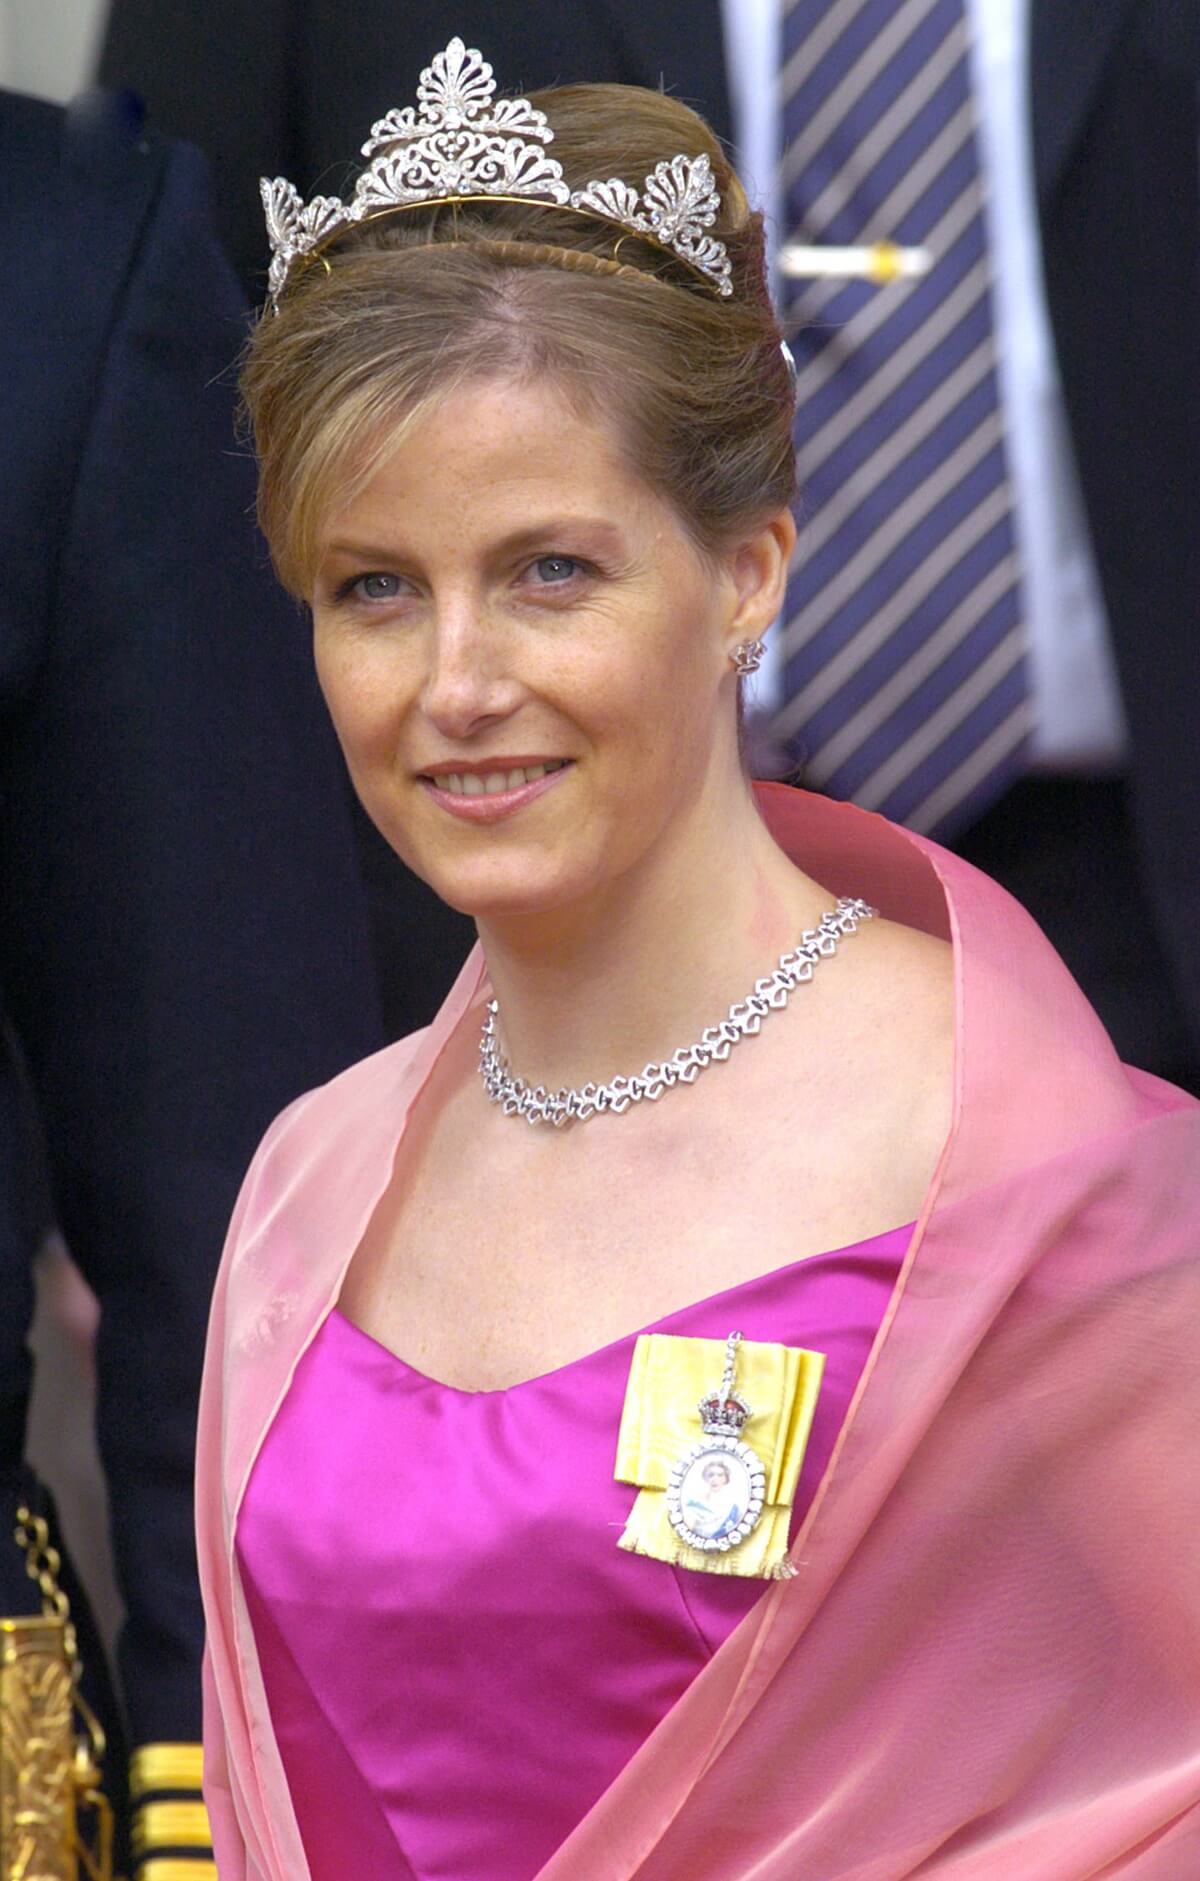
[313,630,413,766]
[611,632,722,772]
[576,606,716,739]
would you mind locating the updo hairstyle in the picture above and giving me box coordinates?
[240,83,797,598]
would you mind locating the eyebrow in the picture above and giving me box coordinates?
[320,517,629,564]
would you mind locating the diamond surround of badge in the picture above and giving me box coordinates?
[666,1433,766,1553]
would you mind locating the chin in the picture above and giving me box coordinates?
[432,869,586,923]
[413,848,600,923]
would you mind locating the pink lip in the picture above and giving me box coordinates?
[420,763,572,823]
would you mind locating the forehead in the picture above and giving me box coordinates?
[324,375,663,546]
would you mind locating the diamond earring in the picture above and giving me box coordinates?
[729,639,767,676]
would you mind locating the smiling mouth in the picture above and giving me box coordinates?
[423,760,571,797]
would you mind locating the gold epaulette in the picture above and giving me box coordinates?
[137,1867,218,1881]
[130,1742,213,1875]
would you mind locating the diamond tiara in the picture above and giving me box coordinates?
[260,36,734,310]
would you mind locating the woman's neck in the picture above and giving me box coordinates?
[475,787,835,1094]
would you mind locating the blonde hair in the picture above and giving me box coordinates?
[240,83,796,597]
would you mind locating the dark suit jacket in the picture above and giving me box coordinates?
[0,89,381,1752]
[100,0,1198,1053]
[1031,0,1200,1049]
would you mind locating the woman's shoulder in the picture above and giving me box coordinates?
[843,917,956,1191]
[845,916,955,1084]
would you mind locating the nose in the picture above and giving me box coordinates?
[419,602,522,741]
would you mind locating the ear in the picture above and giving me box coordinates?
[721,509,797,655]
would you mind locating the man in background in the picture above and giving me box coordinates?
[0,85,380,1864]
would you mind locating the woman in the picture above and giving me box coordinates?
[198,40,1200,1880]
[685,1461,743,1543]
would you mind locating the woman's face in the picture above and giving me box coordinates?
[310,375,787,924]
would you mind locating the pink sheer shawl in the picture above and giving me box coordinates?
[198,785,1200,1878]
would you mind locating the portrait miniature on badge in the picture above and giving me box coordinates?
[665,1332,766,1553]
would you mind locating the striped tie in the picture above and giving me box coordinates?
[775,0,1030,838]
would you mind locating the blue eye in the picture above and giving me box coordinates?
[357,572,402,600]
[532,556,581,584]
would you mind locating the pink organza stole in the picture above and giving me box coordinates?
[198,787,1200,1880]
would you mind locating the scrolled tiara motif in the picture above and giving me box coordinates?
[261,37,734,310]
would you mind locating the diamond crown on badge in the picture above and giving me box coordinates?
[698,1387,752,1437]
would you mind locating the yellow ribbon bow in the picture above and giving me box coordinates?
[614,1333,826,1579]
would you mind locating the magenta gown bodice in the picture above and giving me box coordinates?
[236,1224,910,1880]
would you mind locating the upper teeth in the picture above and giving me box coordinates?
[431,762,565,796]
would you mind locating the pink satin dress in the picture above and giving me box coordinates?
[236,1224,910,1880]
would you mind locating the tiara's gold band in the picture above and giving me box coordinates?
[283,193,718,303]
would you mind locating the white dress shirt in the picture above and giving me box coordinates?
[721,0,1128,769]
[0,0,107,102]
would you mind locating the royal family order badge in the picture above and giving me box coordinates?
[666,1333,765,1553]
[614,1328,826,1579]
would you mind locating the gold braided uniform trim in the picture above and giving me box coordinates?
[131,1798,212,1854]
[130,1741,205,1796]
[138,1864,218,1881]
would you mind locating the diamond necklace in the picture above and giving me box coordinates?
[478,896,876,1127]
